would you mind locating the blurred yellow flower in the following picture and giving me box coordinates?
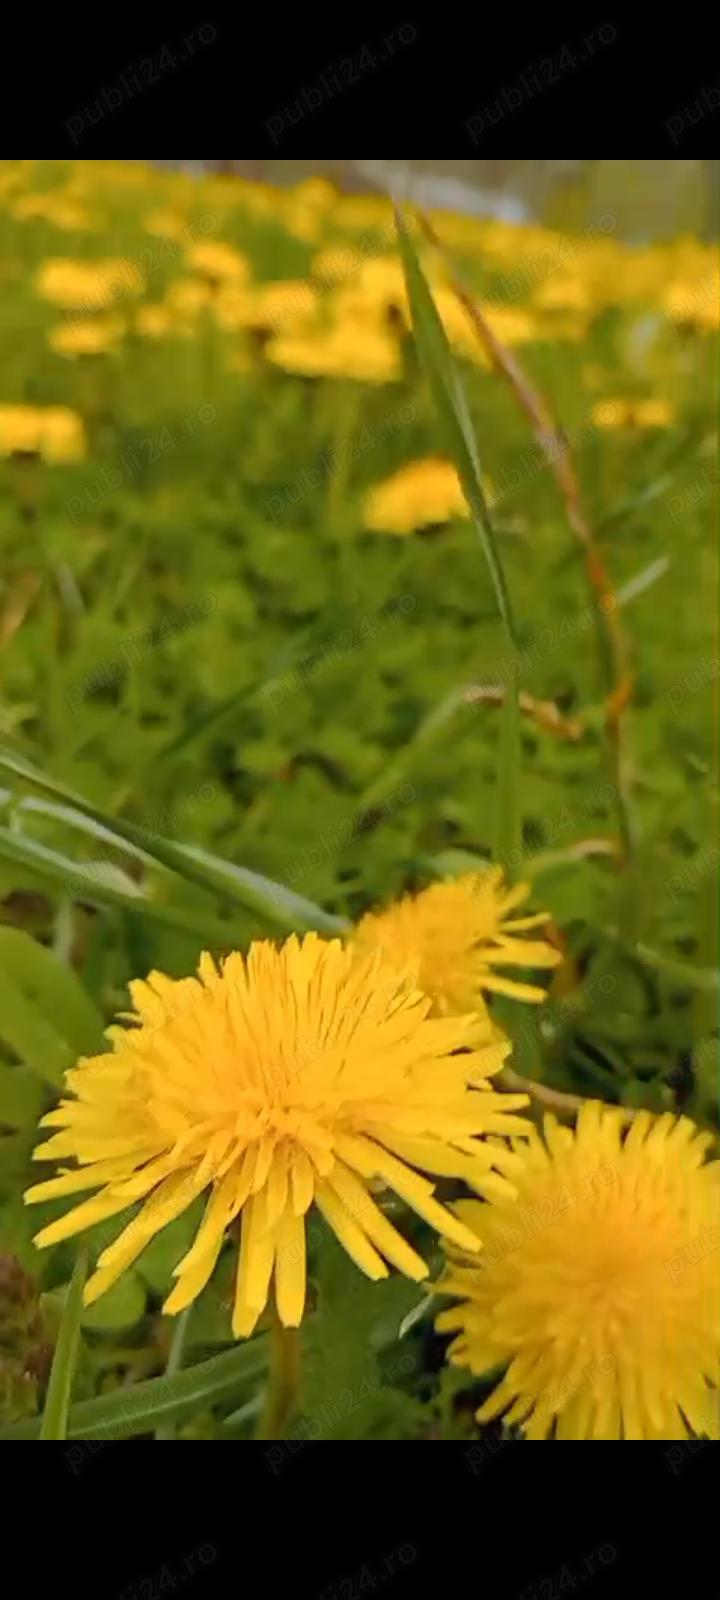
[282,203,325,245]
[428,290,488,366]
[355,869,561,1012]
[294,177,336,210]
[26,935,528,1336]
[282,178,337,244]
[363,457,471,535]
[355,256,410,310]
[187,240,251,284]
[413,296,537,366]
[592,396,675,430]
[144,209,189,241]
[436,1102,720,1440]
[664,273,719,333]
[165,278,214,319]
[35,256,144,311]
[331,194,394,233]
[48,314,124,358]
[211,285,257,332]
[12,192,99,231]
[135,303,193,340]
[266,322,401,383]
[228,279,318,335]
[485,306,538,345]
[311,245,366,285]
[0,404,87,462]
[533,275,592,313]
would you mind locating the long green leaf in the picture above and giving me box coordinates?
[0,745,345,935]
[0,824,246,947]
[168,841,348,936]
[395,212,522,868]
[30,797,348,935]
[40,1246,88,1440]
[2,1338,267,1441]
[396,210,519,650]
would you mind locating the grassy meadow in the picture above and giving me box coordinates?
[0,160,717,1441]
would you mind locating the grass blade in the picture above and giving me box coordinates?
[39,1246,88,1440]
[395,210,522,866]
[0,745,346,935]
[395,209,519,651]
[0,824,248,946]
[3,1338,267,1441]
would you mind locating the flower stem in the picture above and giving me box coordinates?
[501,1066,636,1126]
[155,1306,192,1440]
[500,1066,587,1122]
[254,1309,301,1441]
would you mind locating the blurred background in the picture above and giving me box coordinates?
[163,160,720,239]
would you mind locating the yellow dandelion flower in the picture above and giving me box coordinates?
[354,870,561,1013]
[266,323,401,384]
[423,290,488,366]
[532,276,592,313]
[0,404,87,462]
[363,457,476,536]
[0,406,42,457]
[436,1102,720,1440]
[485,306,538,346]
[592,396,675,430]
[283,202,325,245]
[311,245,365,285]
[135,304,181,340]
[25,935,528,1337]
[144,209,189,241]
[37,407,88,463]
[332,195,394,232]
[48,314,124,358]
[406,295,537,367]
[211,284,257,332]
[293,177,336,210]
[164,278,214,319]
[356,256,410,310]
[12,193,99,230]
[187,240,251,284]
[663,272,719,333]
[35,257,144,312]
[242,279,322,334]
[282,180,337,244]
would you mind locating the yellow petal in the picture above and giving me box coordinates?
[274,1204,306,1326]
[314,1179,389,1281]
[329,1163,428,1281]
[163,1172,239,1314]
[232,1193,275,1337]
[24,1155,134,1204]
[34,1187,133,1250]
